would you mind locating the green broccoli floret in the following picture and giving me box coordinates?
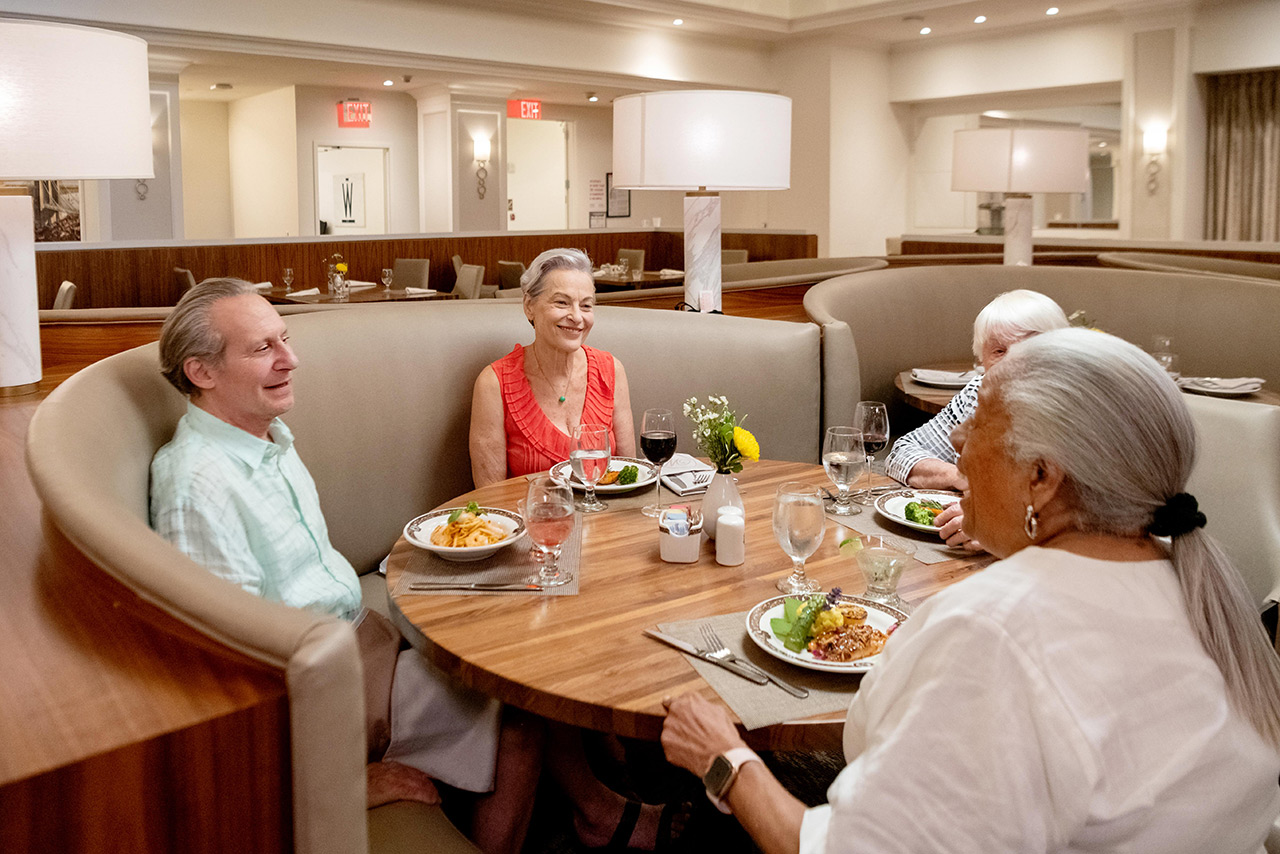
[903,500,944,525]
[617,464,639,485]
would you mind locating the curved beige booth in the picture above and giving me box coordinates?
[1098,251,1280,283]
[588,256,888,305]
[26,302,821,854]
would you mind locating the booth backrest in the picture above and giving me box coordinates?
[805,265,1280,430]
[1098,251,1280,282]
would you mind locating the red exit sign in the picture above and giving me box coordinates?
[507,99,542,120]
[336,101,372,128]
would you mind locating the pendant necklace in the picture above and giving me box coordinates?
[530,347,571,403]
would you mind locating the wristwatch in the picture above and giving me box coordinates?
[703,746,761,814]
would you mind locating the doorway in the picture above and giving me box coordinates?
[315,145,389,235]
[506,119,568,231]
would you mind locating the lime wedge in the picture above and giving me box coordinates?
[838,537,863,556]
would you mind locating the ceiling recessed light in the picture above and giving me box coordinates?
[1046,7,1059,14]
[587,93,599,102]
[919,26,931,34]
[210,82,232,90]
[383,79,393,86]
[1098,141,1107,148]
[974,15,987,23]
[672,18,683,25]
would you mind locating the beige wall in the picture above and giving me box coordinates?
[180,101,234,240]
[229,86,299,238]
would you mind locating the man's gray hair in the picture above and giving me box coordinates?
[159,278,260,395]
[520,248,594,301]
[971,289,1069,362]
[992,327,1280,749]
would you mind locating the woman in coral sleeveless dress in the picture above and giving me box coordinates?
[470,248,635,487]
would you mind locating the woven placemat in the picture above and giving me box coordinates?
[392,514,582,596]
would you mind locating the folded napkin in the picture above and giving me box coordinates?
[253,281,273,291]
[660,455,716,496]
[347,279,377,291]
[659,269,684,276]
[911,368,978,385]
[289,287,320,296]
[663,453,714,476]
[1179,376,1265,392]
[404,287,437,296]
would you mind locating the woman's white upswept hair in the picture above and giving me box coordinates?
[971,289,1069,361]
[520,248,593,300]
[994,327,1280,748]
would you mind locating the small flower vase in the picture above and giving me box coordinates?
[330,271,348,300]
[702,472,744,541]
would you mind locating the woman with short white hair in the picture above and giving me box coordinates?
[661,328,1280,854]
[885,288,1069,547]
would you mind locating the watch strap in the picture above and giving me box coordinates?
[705,747,761,814]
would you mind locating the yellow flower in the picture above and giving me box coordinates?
[335,262,348,273]
[733,426,760,461]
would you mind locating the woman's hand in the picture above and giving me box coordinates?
[660,693,746,776]
[934,502,983,551]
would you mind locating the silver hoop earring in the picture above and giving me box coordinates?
[1023,504,1038,541]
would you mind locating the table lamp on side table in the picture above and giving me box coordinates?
[611,90,791,312]
[0,20,153,395]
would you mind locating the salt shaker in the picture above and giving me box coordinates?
[715,506,745,566]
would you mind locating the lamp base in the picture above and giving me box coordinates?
[0,196,43,391]
[683,193,721,312]
[1002,193,1033,266]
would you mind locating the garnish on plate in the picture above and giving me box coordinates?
[768,587,887,662]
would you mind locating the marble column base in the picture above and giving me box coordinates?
[683,193,721,312]
[0,196,42,390]
[1002,194,1033,266]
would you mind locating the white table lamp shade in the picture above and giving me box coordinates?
[951,128,1088,194]
[612,90,791,190]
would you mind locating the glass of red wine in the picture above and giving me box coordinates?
[852,401,889,505]
[521,476,575,587]
[640,408,676,517]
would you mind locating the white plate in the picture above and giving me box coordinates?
[404,506,525,562]
[910,369,977,389]
[874,489,962,533]
[549,456,658,494]
[745,594,907,673]
[1179,378,1264,397]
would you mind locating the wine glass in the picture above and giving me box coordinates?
[521,476,575,587]
[283,267,294,293]
[640,408,676,518]
[822,426,865,516]
[852,401,889,505]
[773,482,826,594]
[381,267,394,289]
[571,423,610,513]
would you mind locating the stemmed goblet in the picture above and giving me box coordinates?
[381,267,394,290]
[521,476,575,587]
[571,423,610,513]
[852,401,889,505]
[283,267,294,293]
[773,481,826,594]
[640,408,676,518]
[822,426,866,516]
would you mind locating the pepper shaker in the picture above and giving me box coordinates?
[715,506,745,566]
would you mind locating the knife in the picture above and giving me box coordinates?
[643,629,767,684]
[408,581,545,592]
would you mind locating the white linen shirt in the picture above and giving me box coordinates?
[885,375,981,483]
[150,401,362,619]
[798,546,1280,854]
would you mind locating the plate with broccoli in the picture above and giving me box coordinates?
[549,456,658,494]
[874,489,961,533]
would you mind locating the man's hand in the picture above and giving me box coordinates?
[366,760,441,809]
[660,693,745,777]
[934,502,983,551]
[905,459,969,492]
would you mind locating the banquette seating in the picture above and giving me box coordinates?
[591,256,889,305]
[1098,251,1280,282]
[25,302,821,854]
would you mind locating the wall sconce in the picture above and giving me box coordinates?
[1143,126,1167,195]
[473,135,491,200]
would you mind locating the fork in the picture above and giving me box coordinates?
[699,624,809,698]
[692,471,712,486]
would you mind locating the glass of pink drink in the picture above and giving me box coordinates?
[521,476,576,587]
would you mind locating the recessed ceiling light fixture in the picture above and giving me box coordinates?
[974,15,987,23]
[210,82,232,90]
[1046,6,1060,15]
[1098,141,1108,148]
[383,79,393,86]
[672,18,683,25]
[587,93,599,102]
[920,26,931,34]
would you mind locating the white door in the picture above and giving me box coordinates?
[315,145,389,235]
[506,119,568,231]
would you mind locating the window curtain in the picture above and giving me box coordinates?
[1205,70,1280,241]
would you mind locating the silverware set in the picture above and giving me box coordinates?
[698,624,809,698]
[408,580,545,592]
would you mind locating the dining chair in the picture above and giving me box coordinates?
[454,264,485,299]
[617,248,645,273]
[53,280,77,309]
[392,258,430,290]
[452,254,464,276]
[173,267,196,291]
[497,261,526,292]
[722,249,749,265]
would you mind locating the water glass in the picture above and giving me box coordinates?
[822,426,865,516]
[381,267,394,289]
[855,534,917,611]
[571,423,610,513]
[283,267,294,293]
[773,482,826,594]
[521,477,575,587]
[1152,350,1180,380]
[852,401,889,505]
[640,409,676,518]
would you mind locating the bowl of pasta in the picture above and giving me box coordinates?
[404,502,526,562]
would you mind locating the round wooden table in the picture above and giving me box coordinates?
[386,459,989,750]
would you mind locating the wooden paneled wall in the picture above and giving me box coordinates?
[35,231,817,310]
[900,237,1280,263]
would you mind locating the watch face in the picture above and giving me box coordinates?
[704,754,735,797]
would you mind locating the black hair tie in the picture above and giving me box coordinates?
[1149,493,1207,538]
